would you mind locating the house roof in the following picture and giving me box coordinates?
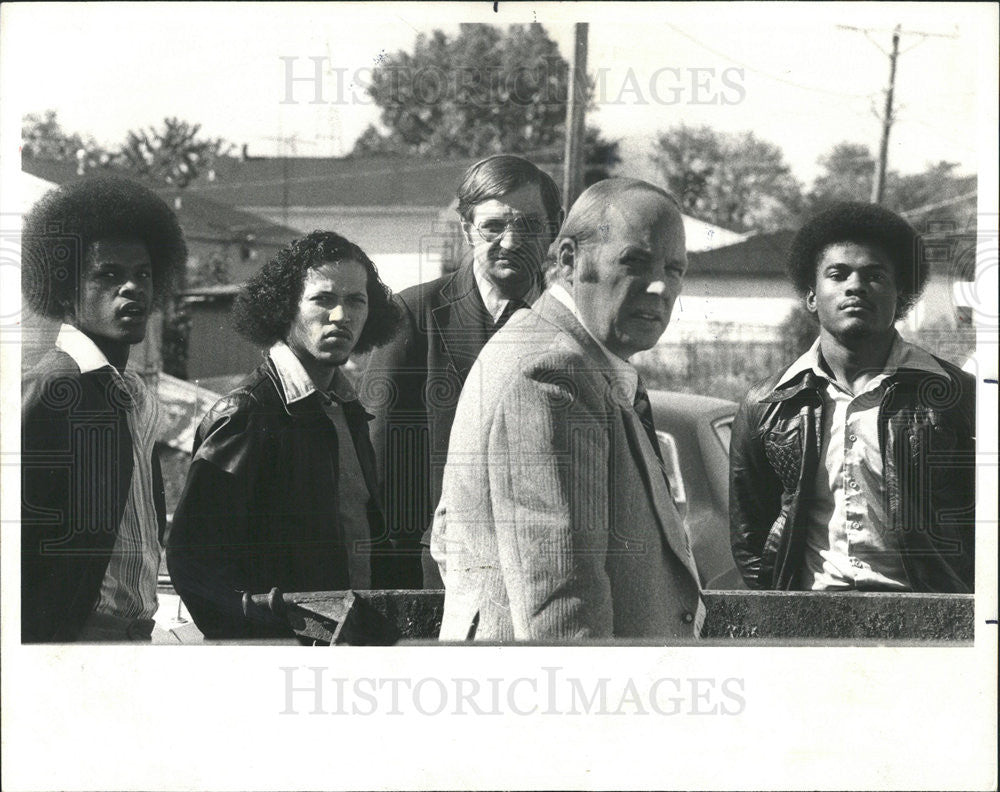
[21,157,301,246]
[186,154,488,209]
[687,229,795,277]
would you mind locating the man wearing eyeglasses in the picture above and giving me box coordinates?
[359,155,563,588]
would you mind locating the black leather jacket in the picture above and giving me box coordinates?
[166,357,396,639]
[729,354,975,592]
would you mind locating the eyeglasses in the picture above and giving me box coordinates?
[472,215,549,243]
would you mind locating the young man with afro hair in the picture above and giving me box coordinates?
[166,231,403,639]
[729,202,975,593]
[21,175,187,642]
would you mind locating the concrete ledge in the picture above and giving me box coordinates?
[280,590,973,644]
[700,591,974,642]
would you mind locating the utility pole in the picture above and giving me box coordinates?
[562,23,589,210]
[872,26,900,204]
[838,23,958,205]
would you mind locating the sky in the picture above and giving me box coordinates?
[1,2,996,186]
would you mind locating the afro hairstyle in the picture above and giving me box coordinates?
[21,174,187,319]
[232,230,401,353]
[786,201,926,319]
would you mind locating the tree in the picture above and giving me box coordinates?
[119,117,231,188]
[885,160,975,226]
[352,23,617,176]
[807,142,876,212]
[650,124,803,233]
[807,144,976,228]
[21,110,113,172]
[582,126,621,185]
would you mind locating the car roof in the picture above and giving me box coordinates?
[647,390,737,421]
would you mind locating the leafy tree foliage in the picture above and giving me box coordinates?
[807,141,976,228]
[352,23,619,177]
[119,117,231,188]
[651,124,803,233]
[21,110,113,172]
[807,142,876,212]
[23,111,231,191]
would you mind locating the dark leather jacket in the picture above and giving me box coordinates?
[729,353,975,592]
[166,357,395,639]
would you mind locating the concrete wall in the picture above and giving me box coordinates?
[196,589,974,645]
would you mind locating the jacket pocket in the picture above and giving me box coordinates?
[763,426,802,491]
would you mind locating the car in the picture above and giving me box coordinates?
[649,390,745,590]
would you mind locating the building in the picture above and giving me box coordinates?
[185,153,746,295]
[674,222,975,343]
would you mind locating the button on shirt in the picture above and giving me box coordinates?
[785,334,947,590]
[55,324,161,621]
[269,342,372,589]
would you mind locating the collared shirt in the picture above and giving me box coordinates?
[781,333,947,591]
[55,324,161,622]
[268,342,371,588]
[473,263,542,324]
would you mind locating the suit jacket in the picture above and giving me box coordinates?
[359,262,496,588]
[21,348,166,642]
[431,291,704,641]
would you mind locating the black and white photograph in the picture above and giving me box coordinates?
[1,2,996,789]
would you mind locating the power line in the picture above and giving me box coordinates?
[837,23,959,204]
[899,191,977,219]
[665,23,872,99]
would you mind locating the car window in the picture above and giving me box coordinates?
[655,430,688,506]
[712,417,733,454]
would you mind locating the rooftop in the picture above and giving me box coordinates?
[21,157,301,246]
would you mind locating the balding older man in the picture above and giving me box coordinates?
[431,178,704,642]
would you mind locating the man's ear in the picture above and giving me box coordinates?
[558,238,576,284]
[460,221,475,247]
[804,289,817,315]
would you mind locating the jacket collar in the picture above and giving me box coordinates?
[432,263,494,378]
[439,261,480,305]
[55,323,139,407]
[523,289,633,398]
[765,332,947,403]
[266,342,358,416]
[548,283,639,402]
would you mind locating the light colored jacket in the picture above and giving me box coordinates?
[432,291,703,641]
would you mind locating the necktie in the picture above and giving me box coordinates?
[492,298,526,334]
[633,377,665,467]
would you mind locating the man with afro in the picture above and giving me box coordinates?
[166,231,402,639]
[730,202,975,593]
[21,175,187,642]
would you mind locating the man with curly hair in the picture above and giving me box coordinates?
[730,202,975,592]
[166,231,402,639]
[359,155,562,589]
[21,175,187,642]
